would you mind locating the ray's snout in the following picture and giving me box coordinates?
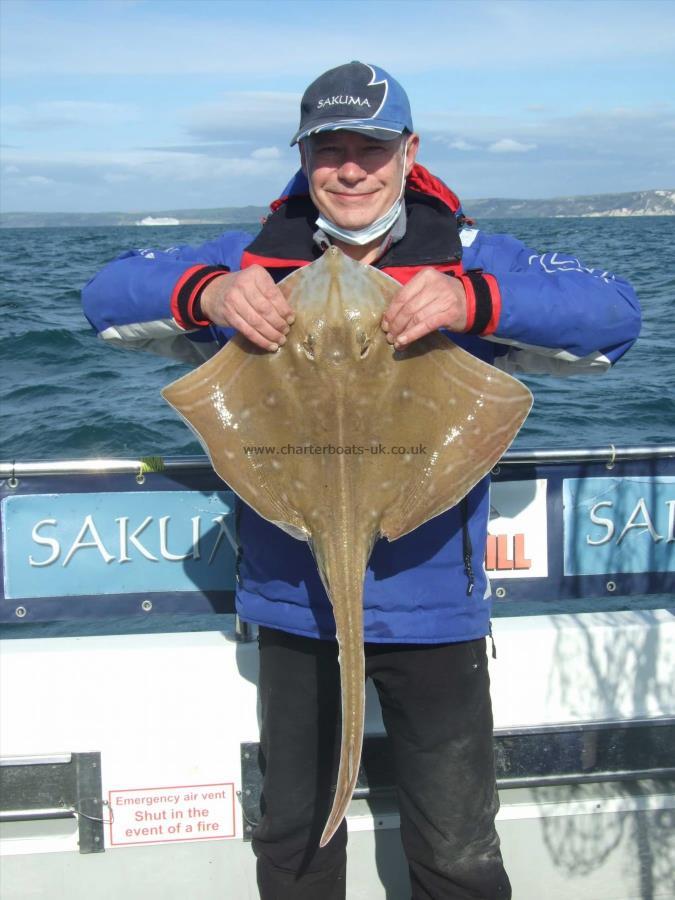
[288,247,392,368]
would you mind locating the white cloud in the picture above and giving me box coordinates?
[422,103,675,151]
[251,146,281,160]
[1,101,139,131]
[449,139,477,151]
[3,99,673,210]
[185,93,299,141]
[487,138,538,154]
[0,146,289,189]
[415,104,675,198]
[0,140,296,211]
[430,136,479,151]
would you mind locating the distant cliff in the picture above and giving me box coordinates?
[2,190,673,228]
[0,206,268,229]
[463,189,675,219]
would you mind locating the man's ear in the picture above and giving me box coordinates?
[405,133,420,176]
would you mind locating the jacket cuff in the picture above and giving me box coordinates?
[170,265,230,329]
[457,271,501,335]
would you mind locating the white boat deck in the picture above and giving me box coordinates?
[1,608,673,899]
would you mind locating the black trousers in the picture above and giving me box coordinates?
[252,626,511,900]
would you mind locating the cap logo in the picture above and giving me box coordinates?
[317,95,372,110]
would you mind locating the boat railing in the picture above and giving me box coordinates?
[1,444,674,478]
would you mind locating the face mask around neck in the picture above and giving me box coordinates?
[313,142,409,247]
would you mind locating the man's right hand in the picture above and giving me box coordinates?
[199,265,295,351]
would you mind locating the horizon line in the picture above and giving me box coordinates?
[2,187,674,218]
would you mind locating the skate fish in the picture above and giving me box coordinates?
[162,247,532,847]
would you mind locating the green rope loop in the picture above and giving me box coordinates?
[139,456,166,474]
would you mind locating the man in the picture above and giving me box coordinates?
[83,62,641,899]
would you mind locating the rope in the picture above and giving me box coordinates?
[139,456,166,474]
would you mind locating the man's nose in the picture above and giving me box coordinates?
[337,158,367,182]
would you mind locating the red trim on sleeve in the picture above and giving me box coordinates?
[187,270,227,326]
[171,265,208,330]
[482,273,501,334]
[458,275,477,332]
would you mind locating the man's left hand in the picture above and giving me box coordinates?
[382,269,467,348]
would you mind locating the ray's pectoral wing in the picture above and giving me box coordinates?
[380,339,533,540]
[161,335,308,537]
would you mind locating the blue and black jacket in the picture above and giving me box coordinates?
[82,165,641,643]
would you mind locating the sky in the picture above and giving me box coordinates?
[2,0,675,213]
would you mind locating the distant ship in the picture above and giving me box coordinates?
[135,216,180,226]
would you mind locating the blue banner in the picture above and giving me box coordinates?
[1,452,673,622]
[0,467,240,621]
[563,476,675,576]
[2,490,236,600]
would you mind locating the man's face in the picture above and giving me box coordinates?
[301,131,419,231]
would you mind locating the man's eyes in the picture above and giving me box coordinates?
[315,145,388,156]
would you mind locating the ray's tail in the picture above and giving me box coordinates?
[319,598,365,847]
[312,534,369,849]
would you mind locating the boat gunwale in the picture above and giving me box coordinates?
[1,444,674,478]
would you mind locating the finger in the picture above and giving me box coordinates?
[225,289,287,345]
[238,298,289,345]
[227,307,284,352]
[241,282,291,334]
[382,278,427,331]
[392,304,450,348]
[251,266,295,322]
[224,280,289,341]
[385,288,438,339]
[386,278,449,339]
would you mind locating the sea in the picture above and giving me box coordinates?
[1,218,673,635]
[1,217,673,460]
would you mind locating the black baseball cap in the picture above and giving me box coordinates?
[290,61,413,146]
